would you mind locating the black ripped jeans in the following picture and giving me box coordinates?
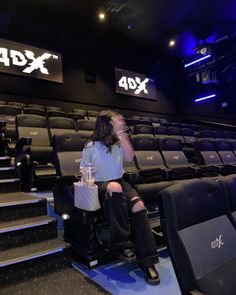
[96,178,159,268]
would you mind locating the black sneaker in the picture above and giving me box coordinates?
[143,265,160,285]
[117,248,136,262]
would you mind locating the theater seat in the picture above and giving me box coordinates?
[48,116,77,142]
[15,114,57,191]
[52,133,115,268]
[0,105,22,140]
[218,174,236,229]
[195,138,235,176]
[157,136,196,180]
[131,134,169,183]
[159,178,236,295]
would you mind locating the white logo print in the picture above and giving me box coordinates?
[146,155,153,160]
[0,48,57,74]
[118,76,149,94]
[29,131,38,136]
[211,234,224,249]
[75,158,82,163]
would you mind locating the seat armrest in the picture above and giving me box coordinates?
[16,137,32,149]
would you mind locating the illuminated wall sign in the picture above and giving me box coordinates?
[115,68,157,100]
[0,39,63,83]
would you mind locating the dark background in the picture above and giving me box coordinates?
[0,0,235,124]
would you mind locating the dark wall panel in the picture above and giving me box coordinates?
[0,16,180,118]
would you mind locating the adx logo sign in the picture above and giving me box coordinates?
[115,68,157,100]
[0,39,63,83]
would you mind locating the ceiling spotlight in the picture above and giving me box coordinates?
[169,39,176,47]
[98,11,106,22]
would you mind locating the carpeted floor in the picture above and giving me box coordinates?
[0,267,110,295]
[73,248,182,295]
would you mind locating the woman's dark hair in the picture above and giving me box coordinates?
[91,110,119,152]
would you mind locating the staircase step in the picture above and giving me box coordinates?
[0,179,20,193]
[0,239,71,286]
[0,157,11,167]
[0,216,58,250]
[0,192,47,222]
[0,167,17,179]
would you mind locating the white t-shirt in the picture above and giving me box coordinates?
[80,141,124,182]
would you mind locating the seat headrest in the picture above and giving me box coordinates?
[16,114,46,127]
[48,117,75,129]
[0,105,22,115]
[158,136,182,151]
[131,134,157,151]
[76,119,96,130]
[214,139,231,151]
[195,138,215,151]
[52,133,86,152]
[161,179,226,231]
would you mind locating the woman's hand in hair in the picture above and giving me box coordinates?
[111,115,128,136]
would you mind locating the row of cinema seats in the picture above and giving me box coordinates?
[7,114,236,192]
[0,105,98,140]
[127,122,236,141]
[126,135,236,182]
[50,130,236,294]
[11,115,95,191]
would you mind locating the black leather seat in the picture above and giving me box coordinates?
[15,114,57,191]
[0,105,22,140]
[157,136,196,180]
[52,133,115,268]
[195,138,235,176]
[76,119,95,137]
[48,117,77,142]
[159,178,236,295]
[23,107,45,116]
[218,174,236,228]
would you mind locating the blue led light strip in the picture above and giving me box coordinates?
[184,54,211,68]
[195,94,216,102]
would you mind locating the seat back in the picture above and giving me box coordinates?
[181,127,196,144]
[8,101,26,108]
[159,178,236,294]
[158,136,189,168]
[133,124,153,135]
[214,139,236,164]
[195,138,223,165]
[153,126,168,138]
[131,134,165,170]
[23,107,45,116]
[48,117,76,141]
[52,133,86,176]
[168,127,185,143]
[218,174,236,228]
[16,114,50,147]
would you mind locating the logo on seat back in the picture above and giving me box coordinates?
[173,155,179,160]
[146,155,153,160]
[210,154,215,159]
[211,234,224,249]
[75,158,82,163]
[29,131,38,136]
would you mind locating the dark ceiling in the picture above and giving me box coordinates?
[0,0,235,57]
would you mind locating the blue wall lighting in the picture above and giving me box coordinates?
[195,94,216,102]
[184,54,211,68]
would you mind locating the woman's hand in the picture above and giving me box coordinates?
[111,115,128,136]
